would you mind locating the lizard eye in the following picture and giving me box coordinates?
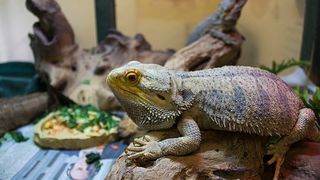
[127,73,137,82]
[124,69,141,84]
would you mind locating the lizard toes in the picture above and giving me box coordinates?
[267,148,275,155]
[133,138,147,146]
[127,151,145,160]
[273,157,284,180]
[143,135,152,142]
[126,146,145,152]
[267,154,278,165]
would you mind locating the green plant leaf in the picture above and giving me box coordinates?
[8,131,29,142]
[85,152,101,164]
[260,58,310,75]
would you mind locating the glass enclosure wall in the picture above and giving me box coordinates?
[116,0,305,67]
[0,0,305,67]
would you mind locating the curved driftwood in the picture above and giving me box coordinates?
[165,33,243,71]
[26,0,245,111]
[107,132,320,180]
[27,0,174,111]
[165,0,246,70]
[107,130,265,180]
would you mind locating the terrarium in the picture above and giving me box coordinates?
[0,0,319,179]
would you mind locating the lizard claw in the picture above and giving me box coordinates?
[143,135,151,142]
[126,139,163,161]
[133,138,147,146]
[267,144,288,180]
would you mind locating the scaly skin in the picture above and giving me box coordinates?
[106,61,320,180]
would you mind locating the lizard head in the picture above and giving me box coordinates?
[106,61,188,130]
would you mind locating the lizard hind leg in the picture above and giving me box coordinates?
[267,108,316,180]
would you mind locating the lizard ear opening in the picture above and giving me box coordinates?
[157,94,166,100]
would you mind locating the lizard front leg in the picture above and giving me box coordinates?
[126,118,201,161]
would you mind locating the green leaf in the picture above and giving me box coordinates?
[79,122,91,132]
[85,153,101,164]
[267,136,281,145]
[260,58,311,75]
[94,161,103,169]
[294,87,320,123]
[302,91,310,105]
[8,131,29,142]
[66,119,77,128]
[312,88,320,104]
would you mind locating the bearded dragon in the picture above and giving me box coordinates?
[106,61,319,180]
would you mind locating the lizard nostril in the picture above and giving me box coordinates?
[157,94,166,100]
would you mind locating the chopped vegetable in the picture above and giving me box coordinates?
[44,120,54,129]
[41,105,119,135]
[94,161,103,169]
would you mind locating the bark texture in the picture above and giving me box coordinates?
[0,92,49,136]
[107,132,320,180]
[107,130,265,180]
[165,33,243,71]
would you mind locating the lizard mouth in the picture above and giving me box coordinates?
[106,76,152,104]
[113,86,152,105]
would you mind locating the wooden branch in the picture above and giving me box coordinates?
[107,130,266,179]
[165,33,243,71]
[165,0,246,70]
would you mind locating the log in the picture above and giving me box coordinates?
[0,92,49,136]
